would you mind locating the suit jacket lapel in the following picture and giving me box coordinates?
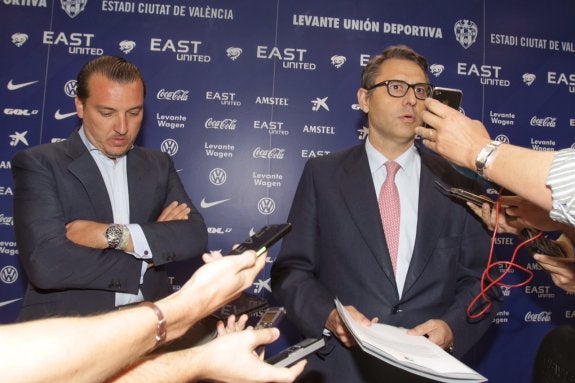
[65,131,114,222]
[338,145,397,286]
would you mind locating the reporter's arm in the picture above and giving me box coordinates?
[152,250,266,341]
[481,144,554,212]
[0,305,170,383]
[0,251,265,383]
[417,98,555,211]
[108,328,306,383]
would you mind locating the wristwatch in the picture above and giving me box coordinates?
[105,224,124,249]
[475,140,502,179]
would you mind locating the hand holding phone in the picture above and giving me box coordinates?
[519,228,566,258]
[430,86,462,110]
[423,87,463,129]
[434,181,566,258]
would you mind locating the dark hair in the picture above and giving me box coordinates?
[360,45,428,89]
[76,55,146,102]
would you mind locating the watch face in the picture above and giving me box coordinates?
[106,224,123,249]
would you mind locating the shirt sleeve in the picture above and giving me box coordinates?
[546,149,575,227]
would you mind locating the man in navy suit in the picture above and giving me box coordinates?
[271,45,501,382]
[12,56,207,321]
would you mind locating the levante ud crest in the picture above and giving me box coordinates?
[61,0,87,18]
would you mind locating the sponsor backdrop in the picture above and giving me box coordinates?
[1,0,574,381]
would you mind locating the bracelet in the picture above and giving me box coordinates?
[117,225,131,251]
[140,301,167,347]
[475,140,502,179]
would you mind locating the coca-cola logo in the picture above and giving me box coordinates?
[0,214,13,226]
[253,147,285,159]
[524,311,552,322]
[205,118,237,130]
[157,89,189,101]
[530,116,557,127]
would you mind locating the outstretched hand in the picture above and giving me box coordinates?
[192,328,306,383]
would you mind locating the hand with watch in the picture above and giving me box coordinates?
[65,220,130,251]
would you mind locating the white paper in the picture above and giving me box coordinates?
[335,298,488,383]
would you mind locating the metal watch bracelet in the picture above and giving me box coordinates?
[475,140,502,179]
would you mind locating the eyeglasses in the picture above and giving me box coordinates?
[366,80,432,100]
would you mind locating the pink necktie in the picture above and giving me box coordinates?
[378,161,401,274]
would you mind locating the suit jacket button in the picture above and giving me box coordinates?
[392,305,402,314]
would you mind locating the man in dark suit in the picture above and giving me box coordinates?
[12,56,207,321]
[271,45,501,382]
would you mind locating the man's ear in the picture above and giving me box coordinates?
[74,97,84,119]
[356,88,369,113]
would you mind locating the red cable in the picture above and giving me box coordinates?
[467,196,539,319]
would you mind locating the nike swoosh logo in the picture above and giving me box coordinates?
[200,197,231,208]
[54,109,77,120]
[0,298,22,308]
[7,79,38,90]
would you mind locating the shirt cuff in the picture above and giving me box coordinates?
[126,224,152,259]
